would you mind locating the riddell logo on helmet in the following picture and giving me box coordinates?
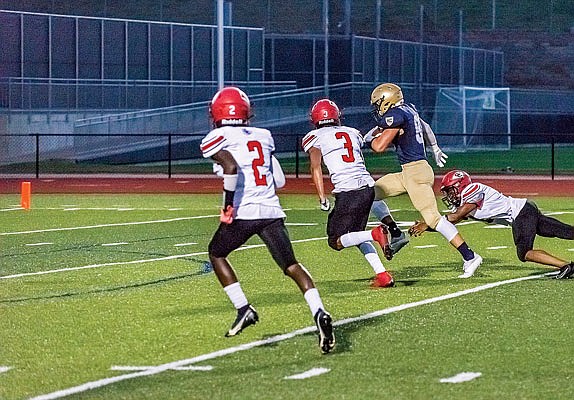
[318,118,336,125]
[220,118,245,125]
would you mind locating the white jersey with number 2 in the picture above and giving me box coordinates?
[200,126,286,220]
[460,182,527,226]
[302,125,374,193]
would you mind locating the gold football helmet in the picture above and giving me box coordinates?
[370,83,404,117]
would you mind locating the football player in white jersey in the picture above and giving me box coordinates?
[409,170,574,279]
[302,98,394,288]
[368,83,482,278]
[200,87,335,353]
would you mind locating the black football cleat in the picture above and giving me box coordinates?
[314,309,335,354]
[389,231,409,256]
[225,304,259,337]
[556,263,574,280]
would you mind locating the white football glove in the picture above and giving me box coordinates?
[430,144,448,168]
[364,126,382,143]
[320,198,330,212]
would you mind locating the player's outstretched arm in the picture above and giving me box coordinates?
[307,147,330,211]
[445,203,477,224]
[271,155,286,189]
[421,118,448,167]
[212,150,238,223]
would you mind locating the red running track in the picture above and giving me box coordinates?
[1,175,573,197]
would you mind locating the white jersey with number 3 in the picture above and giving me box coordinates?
[200,126,286,220]
[302,125,374,193]
[460,182,526,226]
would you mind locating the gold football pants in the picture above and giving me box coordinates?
[374,160,442,229]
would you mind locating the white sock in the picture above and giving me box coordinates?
[303,288,325,316]
[435,216,459,242]
[340,231,373,248]
[223,282,249,310]
[359,242,386,274]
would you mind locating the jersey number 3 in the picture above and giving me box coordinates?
[335,131,355,163]
[247,141,267,186]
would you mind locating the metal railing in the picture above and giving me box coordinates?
[1,132,572,180]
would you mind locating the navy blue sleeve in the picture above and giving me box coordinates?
[377,108,406,129]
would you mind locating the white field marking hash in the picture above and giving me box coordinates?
[285,223,317,226]
[1,207,24,212]
[101,243,129,247]
[366,221,413,228]
[62,208,137,212]
[0,237,327,280]
[440,372,482,383]
[568,248,574,252]
[25,242,54,246]
[174,242,198,247]
[29,271,554,400]
[284,368,330,380]
[487,246,508,250]
[414,245,438,249]
[1,215,218,236]
[0,366,12,374]
[457,221,480,226]
[544,211,574,216]
[485,225,510,229]
[111,365,213,372]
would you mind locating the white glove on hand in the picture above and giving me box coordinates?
[320,198,330,212]
[431,144,448,167]
[364,126,382,143]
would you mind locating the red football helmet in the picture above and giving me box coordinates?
[310,99,341,127]
[209,87,251,127]
[440,170,472,208]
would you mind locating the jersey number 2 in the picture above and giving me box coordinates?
[247,141,267,186]
[335,131,355,163]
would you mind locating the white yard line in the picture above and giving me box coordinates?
[284,368,330,380]
[0,366,11,374]
[1,215,218,236]
[440,372,482,383]
[29,271,554,400]
[111,365,213,372]
[0,237,327,280]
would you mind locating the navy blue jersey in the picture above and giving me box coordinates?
[376,103,426,165]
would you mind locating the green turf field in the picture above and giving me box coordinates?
[1,193,574,399]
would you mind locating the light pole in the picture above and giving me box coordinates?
[217,0,224,90]
[375,0,381,82]
[323,0,329,97]
[492,0,496,30]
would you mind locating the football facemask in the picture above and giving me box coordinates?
[441,186,462,209]
[440,170,472,209]
[370,83,404,119]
